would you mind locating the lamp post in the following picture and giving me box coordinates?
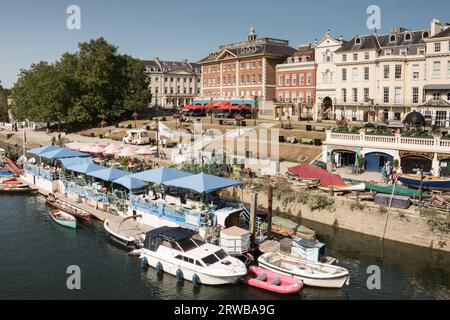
[210,98,213,124]
[132,111,139,129]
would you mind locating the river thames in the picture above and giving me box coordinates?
[1,194,450,300]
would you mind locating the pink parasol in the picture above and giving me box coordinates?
[103,144,123,155]
[65,142,83,151]
[117,147,137,157]
[136,146,158,155]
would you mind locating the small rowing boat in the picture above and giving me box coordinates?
[318,182,366,192]
[258,252,350,289]
[241,266,303,294]
[398,174,450,192]
[50,210,77,229]
[46,195,91,221]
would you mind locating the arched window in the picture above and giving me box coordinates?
[405,33,412,41]
[390,35,396,43]
[355,37,361,45]
[423,31,429,39]
[325,50,332,62]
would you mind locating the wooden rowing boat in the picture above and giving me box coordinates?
[318,182,366,192]
[50,210,77,229]
[46,195,91,221]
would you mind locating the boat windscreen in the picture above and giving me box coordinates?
[202,254,220,266]
[214,249,228,260]
[177,238,200,252]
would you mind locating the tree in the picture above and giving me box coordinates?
[12,62,71,128]
[12,37,149,126]
[0,81,10,121]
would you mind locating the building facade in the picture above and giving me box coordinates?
[143,58,201,108]
[422,19,450,127]
[313,31,344,121]
[331,19,450,126]
[198,27,296,117]
[274,44,316,119]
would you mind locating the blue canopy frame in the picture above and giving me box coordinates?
[131,167,192,185]
[164,173,242,194]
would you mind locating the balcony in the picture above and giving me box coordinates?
[325,130,450,154]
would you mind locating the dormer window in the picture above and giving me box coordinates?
[423,31,429,39]
[355,37,361,45]
[390,35,396,43]
[405,33,412,41]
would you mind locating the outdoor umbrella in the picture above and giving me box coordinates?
[113,176,148,191]
[65,142,84,151]
[136,146,158,155]
[80,144,106,154]
[131,167,192,185]
[27,145,62,156]
[118,147,137,157]
[67,162,105,174]
[164,172,242,194]
[103,144,123,155]
[87,167,129,182]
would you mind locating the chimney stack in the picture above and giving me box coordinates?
[431,19,442,37]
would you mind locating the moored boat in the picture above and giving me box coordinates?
[46,195,91,221]
[398,174,450,192]
[140,226,247,285]
[104,215,145,248]
[318,182,366,192]
[241,266,303,294]
[258,252,350,289]
[50,210,77,229]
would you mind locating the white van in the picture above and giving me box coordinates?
[122,129,150,145]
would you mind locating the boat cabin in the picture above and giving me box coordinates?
[290,237,326,263]
[142,226,231,267]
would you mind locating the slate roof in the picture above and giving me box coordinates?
[336,29,429,56]
[199,37,296,63]
[142,59,201,73]
[431,26,450,39]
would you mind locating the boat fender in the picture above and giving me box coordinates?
[156,262,163,274]
[346,276,351,286]
[140,257,148,269]
[192,274,200,286]
[176,269,183,282]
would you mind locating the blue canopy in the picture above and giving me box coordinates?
[39,148,90,160]
[60,157,93,169]
[113,176,148,190]
[67,162,105,174]
[87,167,129,182]
[164,173,242,193]
[131,167,192,185]
[27,145,62,156]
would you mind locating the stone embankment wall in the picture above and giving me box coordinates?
[224,187,450,253]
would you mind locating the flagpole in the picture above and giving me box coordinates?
[156,119,160,157]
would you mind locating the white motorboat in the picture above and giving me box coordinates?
[258,252,350,289]
[139,226,247,285]
[104,215,146,248]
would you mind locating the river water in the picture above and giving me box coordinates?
[1,194,450,300]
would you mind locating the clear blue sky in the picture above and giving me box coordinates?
[1,0,449,88]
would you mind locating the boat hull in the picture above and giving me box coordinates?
[241,266,303,294]
[140,251,244,286]
[103,220,137,248]
[398,175,450,191]
[258,253,349,289]
[50,211,77,229]
[47,197,91,221]
[318,183,366,192]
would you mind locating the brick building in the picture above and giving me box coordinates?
[275,43,316,119]
[198,27,296,117]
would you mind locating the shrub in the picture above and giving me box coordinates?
[308,194,335,212]
[349,201,365,211]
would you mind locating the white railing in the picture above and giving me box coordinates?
[326,130,450,154]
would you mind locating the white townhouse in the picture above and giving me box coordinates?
[333,26,431,123]
[423,19,450,128]
[313,31,345,120]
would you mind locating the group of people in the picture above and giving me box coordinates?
[381,161,402,185]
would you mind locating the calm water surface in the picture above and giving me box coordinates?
[1,194,450,300]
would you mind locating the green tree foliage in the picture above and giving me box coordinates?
[0,81,10,121]
[12,37,149,126]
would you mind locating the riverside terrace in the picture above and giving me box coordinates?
[19,146,260,235]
